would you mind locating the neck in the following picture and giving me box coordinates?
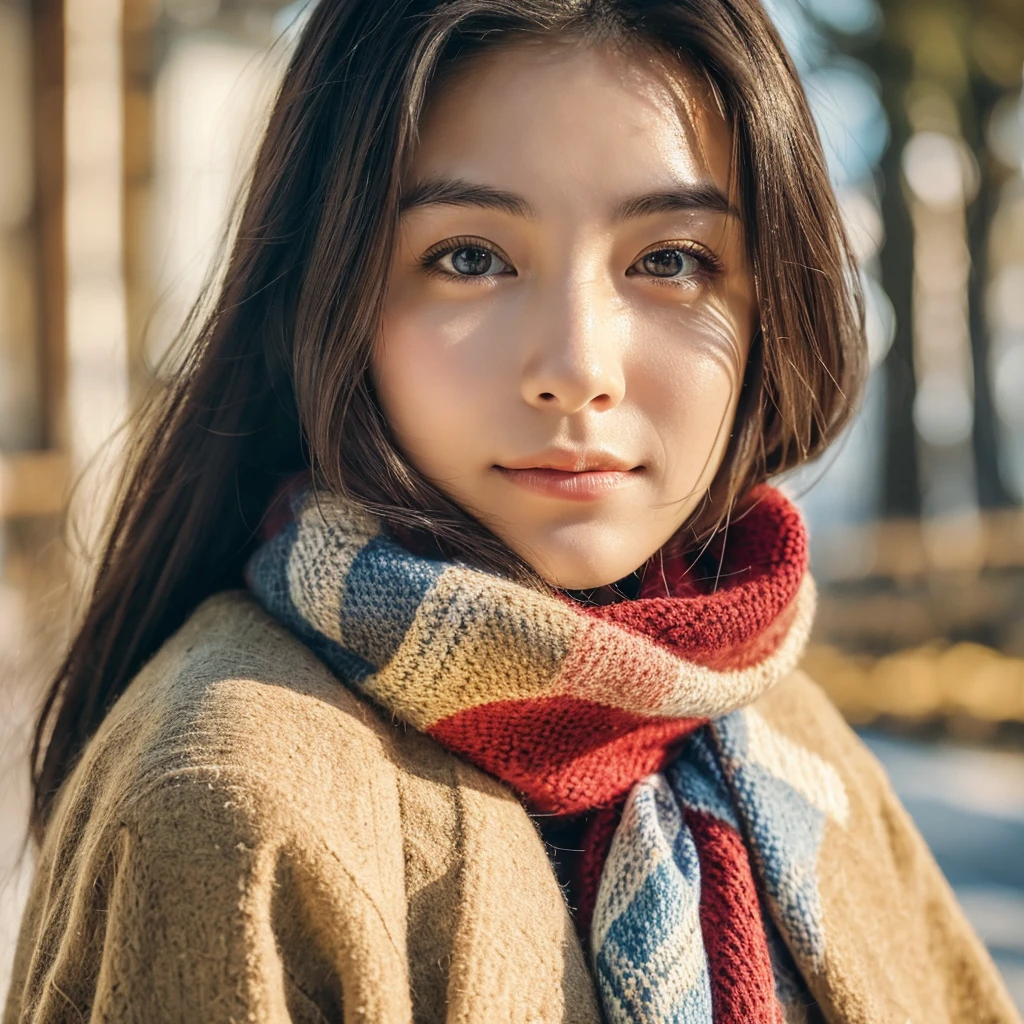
[561,571,644,606]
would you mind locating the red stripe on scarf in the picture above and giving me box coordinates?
[574,806,624,934]
[571,807,783,1022]
[685,808,784,1024]
[589,486,807,671]
[428,696,704,814]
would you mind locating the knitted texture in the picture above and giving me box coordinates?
[245,481,819,1024]
[11,593,1019,1024]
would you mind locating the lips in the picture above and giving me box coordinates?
[497,449,638,474]
[494,454,643,502]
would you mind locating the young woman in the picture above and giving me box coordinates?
[6,1,1019,1022]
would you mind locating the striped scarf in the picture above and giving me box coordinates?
[245,480,820,1023]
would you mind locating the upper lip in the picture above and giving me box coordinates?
[497,449,639,473]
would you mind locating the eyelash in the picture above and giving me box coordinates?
[418,235,516,279]
[628,241,725,283]
[417,235,724,284]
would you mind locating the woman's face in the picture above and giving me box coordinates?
[374,42,757,589]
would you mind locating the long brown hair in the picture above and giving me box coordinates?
[31,0,865,839]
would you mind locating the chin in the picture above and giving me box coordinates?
[509,524,657,591]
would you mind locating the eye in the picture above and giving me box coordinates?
[626,243,722,284]
[630,247,701,280]
[640,249,698,277]
[448,245,508,276]
[421,238,515,279]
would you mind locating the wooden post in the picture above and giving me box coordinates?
[122,0,156,399]
[63,0,129,558]
[32,0,67,452]
[0,0,69,522]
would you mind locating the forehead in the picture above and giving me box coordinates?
[410,41,735,206]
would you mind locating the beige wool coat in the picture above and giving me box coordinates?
[4,591,1020,1024]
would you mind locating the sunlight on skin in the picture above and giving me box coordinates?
[374,40,758,590]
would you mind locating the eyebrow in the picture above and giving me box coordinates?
[400,177,537,218]
[613,184,739,221]
[399,176,739,221]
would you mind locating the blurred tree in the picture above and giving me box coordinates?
[836,4,921,517]
[836,0,1024,518]
[962,2,1024,508]
[875,31,921,518]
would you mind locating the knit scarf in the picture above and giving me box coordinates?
[245,480,818,1023]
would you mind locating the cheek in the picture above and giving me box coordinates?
[378,274,514,385]
[373,308,496,476]
[374,317,446,442]
[640,322,746,485]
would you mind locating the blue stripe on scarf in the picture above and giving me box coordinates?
[732,767,827,964]
[667,729,738,830]
[711,713,828,966]
[596,855,713,1022]
[340,535,446,669]
[245,519,376,685]
[594,768,713,1023]
[593,718,834,1022]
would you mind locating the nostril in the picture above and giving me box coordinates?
[539,392,556,401]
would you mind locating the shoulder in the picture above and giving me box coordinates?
[116,589,396,769]
[741,675,1017,1021]
[49,590,454,856]
[744,667,954,936]
[749,666,885,778]
[129,587,386,754]
[38,589,461,945]
[15,593,428,1023]
[744,666,901,824]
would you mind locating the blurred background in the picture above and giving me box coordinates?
[1,0,1023,1008]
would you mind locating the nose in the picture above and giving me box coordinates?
[520,278,626,415]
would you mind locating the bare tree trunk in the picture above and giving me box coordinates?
[876,41,921,518]
[964,72,1014,508]
[32,0,67,450]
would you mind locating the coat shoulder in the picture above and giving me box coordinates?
[750,667,889,783]
[7,591,600,1024]
[748,668,1021,1024]
[82,590,447,817]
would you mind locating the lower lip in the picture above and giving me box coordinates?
[494,466,642,501]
